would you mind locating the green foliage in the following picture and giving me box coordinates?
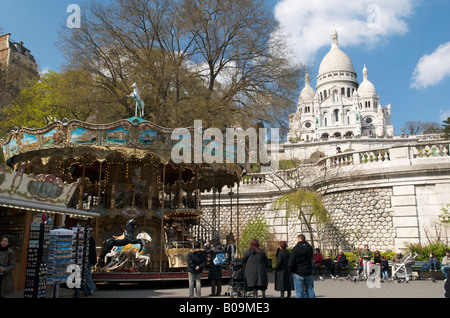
[239,217,273,256]
[442,116,450,139]
[405,242,450,261]
[275,189,329,224]
[344,250,396,266]
[440,203,450,223]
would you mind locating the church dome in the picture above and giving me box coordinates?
[299,73,316,103]
[358,65,378,97]
[318,29,356,76]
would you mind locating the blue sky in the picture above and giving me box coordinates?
[1,0,449,134]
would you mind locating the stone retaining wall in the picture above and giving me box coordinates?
[320,187,395,252]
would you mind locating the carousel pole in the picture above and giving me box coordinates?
[96,159,104,246]
[236,180,240,257]
[159,163,166,273]
[78,158,86,210]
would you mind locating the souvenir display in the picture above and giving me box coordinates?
[47,228,74,286]
[24,222,52,298]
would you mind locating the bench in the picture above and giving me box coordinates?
[410,260,445,280]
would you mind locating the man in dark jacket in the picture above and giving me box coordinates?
[187,242,207,298]
[288,234,315,298]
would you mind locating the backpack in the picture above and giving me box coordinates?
[213,252,226,265]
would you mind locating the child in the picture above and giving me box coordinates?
[380,256,389,280]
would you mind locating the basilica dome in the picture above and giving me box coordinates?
[318,29,356,76]
[358,65,378,97]
[298,73,316,103]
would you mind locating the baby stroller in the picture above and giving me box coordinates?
[225,261,250,298]
[392,253,417,282]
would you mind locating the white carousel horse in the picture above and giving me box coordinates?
[102,232,152,271]
[127,83,145,118]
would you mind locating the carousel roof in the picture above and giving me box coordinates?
[0,117,244,191]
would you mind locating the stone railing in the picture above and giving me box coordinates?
[317,140,450,169]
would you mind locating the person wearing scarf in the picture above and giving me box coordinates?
[0,236,16,298]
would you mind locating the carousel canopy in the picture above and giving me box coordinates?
[0,117,244,192]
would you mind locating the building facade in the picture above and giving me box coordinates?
[288,29,394,142]
[0,33,38,108]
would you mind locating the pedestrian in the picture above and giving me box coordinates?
[445,273,450,298]
[361,245,373,278]
[274,241,294,298]
[356,252,364,278]
[86,228,97,295]
[0,235,16,298]
[187,241,207,298]
[288,234,315,298]
[373,250,382,279]
[242,239,269,298]
[323,253,333,276]
[313,248,323,278]
[380,256,389,280]
[331,249,348,277]
[391,250,403,277]
[441,249,450,280]
[428,252,438,271]
[207,244,224,296]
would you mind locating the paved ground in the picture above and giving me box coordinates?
[11,273,445,299]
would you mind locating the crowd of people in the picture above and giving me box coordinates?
[1,230,450,298]
[186,237,450,299]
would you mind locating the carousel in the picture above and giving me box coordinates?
[0,89,243,282]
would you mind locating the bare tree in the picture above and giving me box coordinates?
[58,0,304,132]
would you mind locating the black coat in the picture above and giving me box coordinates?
[275,249,294,291]
[445,275,450,298]
[242,248,269,289]
[206,248,223,280]
[88,236,97,265]
[187,249,207,274]
[288,241,314,276]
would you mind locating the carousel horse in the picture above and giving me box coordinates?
[127,83,145,118]
[99,218,144,267]
[102,232,152,271]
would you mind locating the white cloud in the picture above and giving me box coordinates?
[273,0,417,64]
[440,109,450,121]
[39,66,51,75]
[411,42,450,89]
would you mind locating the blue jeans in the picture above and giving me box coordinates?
[293,273,315,298]
[188,272,202,298]
[85,263,96,292]
[442,265,450,278]
[428,258,437,270]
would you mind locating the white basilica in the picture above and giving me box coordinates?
[288,29,394,142]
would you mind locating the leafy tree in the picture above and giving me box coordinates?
[275,188,329,250]
[239,217,273,256]
[0,69,116,135]
[442,116,450,139]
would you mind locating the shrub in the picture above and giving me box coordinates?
[405,242,450,261]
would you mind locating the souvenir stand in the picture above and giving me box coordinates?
[23,222,52,298]
[71,225,90,294]
[0,162,100,292]
[0,114,244,282]
[47,228,74,298]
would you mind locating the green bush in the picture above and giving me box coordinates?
[405,242,450,261]
[239,217,273,256]
[344,249,396,266]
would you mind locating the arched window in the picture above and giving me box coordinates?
[334,109,339,123]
